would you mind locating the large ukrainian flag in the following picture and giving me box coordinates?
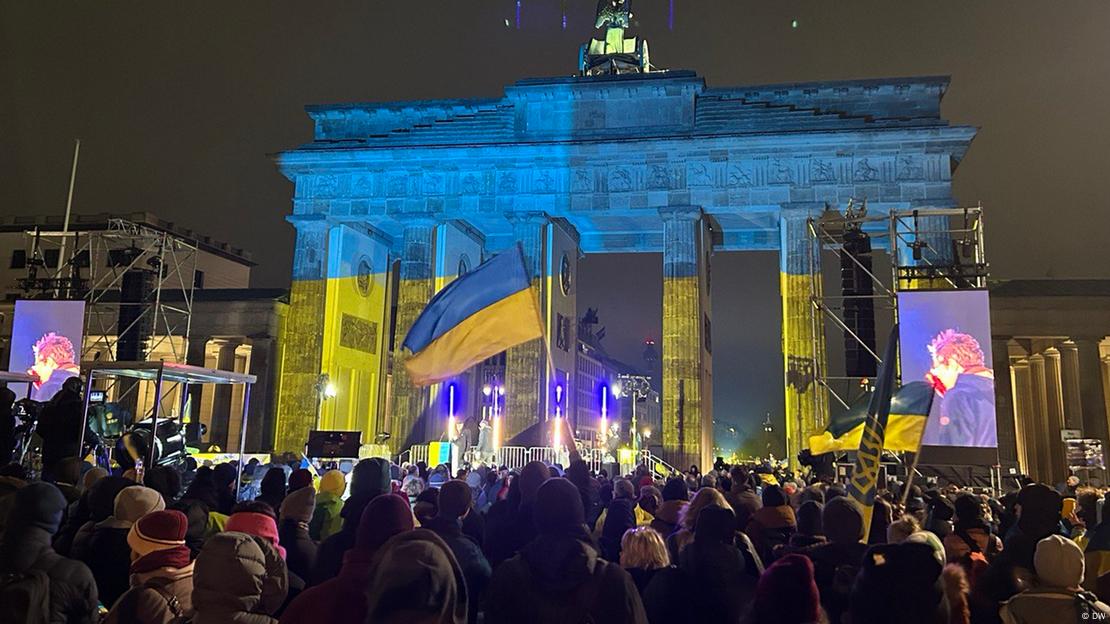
[808,380,935,455]
[402,245,543,386]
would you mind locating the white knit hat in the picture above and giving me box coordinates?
[1034,534,1084,588]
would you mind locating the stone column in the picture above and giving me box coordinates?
[274,217,330,453]
[244,336,276,452]
[1010,360,1035,476]
[992,338,1018,468]
[1075,338,1109,443]
[1028,354,1054,484]
[660,206,710,470]
[184,336,209,445]
[210,340,240,450]
[1059,341,1084,431]
[1043,347,1067,483]
[503,212,548,442]
[389,216,437,452]
[779,204,828,470]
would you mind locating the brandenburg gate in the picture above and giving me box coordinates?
[271,44,975,468]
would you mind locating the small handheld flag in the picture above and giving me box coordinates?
[847,324,899,542]
[402,245,543,386]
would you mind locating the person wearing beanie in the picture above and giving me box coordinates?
[0,481,98,623]
[944,493,1001,564]
[783,500,827,552]
[365,530,468,624]
[104,510,195,623]
[81,466,109,491]
[483,460,550,570]
[422,480,491,624]
[83,485,167,608]
[256,466,288,512]
[1000,534,1110,622]
[142,465,182,505]
[287,468,313,493]
[278,487,318,583]
[751,554,823,624]
[211,462,239,515]
[650,477,689,538]
[643,505,761,624]
[485,478,648,624]
[849,542,947,624]
[192,532,288,624]
[280,493,414,624]
[598,479,641,562]
[745,484,797,563]
[226,510,286,560]
[68,476,134,560]
[310,457,390,584]
[308,469,345,541]
[803,496,868,624]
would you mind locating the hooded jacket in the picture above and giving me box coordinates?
[0,482,99,624]
[191,532,288,624]
[307,470,345,541]
[310,458,390,584]
[279,493,414,624]
[365,530,468,624]
[83,486,165,609]
[422,514,492,624]
[277,487,318,582]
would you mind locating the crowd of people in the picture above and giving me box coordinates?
[2,448,1109,623]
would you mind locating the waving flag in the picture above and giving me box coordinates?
[808,380,935,455]
[848,325,899,542]
[403,245,543,386]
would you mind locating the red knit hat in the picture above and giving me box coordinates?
[226,511,286,559]
[754,553,820,624]
[127,510,188,558]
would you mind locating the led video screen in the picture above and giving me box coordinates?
[9,300,86,401]
[897,290,997,448]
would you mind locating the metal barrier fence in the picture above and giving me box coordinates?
[400,443,679,476]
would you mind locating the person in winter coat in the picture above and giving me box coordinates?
[307,469,345,541]
[211,462,239,516]
[643,505,761,624]
[365,530,469,624]
[745,485,797,564]
[802,496,869,624]
[1001,534,1110,623]
[277,487,317,583]
[279,493,414,624]
[599,479,640,562]
[485,478,648,624]
[944,493,1002,563]
[255,467,287,512]
[565,459,602,527]
[651,477,688,538]
[310,457,391,584]
[0,481,98,624]
[104,510,195,624]
[666,486,730,562]
[68,476,134,561]
[83,485,166,609]
[725,466,762,531]
[750,554,825,624]
[483,460,550,569]
[849,541,948,624]
[422,480,491,624]
[619,526,671,595]
[192,532,288,624]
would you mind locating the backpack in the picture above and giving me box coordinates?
[143,581,191,624]
[0,569,51,624]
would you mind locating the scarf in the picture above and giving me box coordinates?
[131,545,192,575]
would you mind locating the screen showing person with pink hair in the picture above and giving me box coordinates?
[8,300,86,401]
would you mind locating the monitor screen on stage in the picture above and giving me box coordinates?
[9,300,86,401]
[897,290,997,448]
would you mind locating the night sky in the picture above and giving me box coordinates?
[4,1,1110,454]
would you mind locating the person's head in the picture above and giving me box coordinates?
[797,500,824,537]
[143,465,182,502]
[230,500,277,520]
[905,530,946,566]
[1034,534,1084,590]
[82,466,108,490]
[259,466,287,497]
[287,468,313,492]
[1077,488,1101,528]
[112,486,166,525]
[226,509,285,559]
[662,477,689,502]
[127,509,188,563]
[681,486,729,531]
[754,554,820,624]
[437,480,472,521]
[762,484,788,508]
[1016,483,1063,538]
[619,526,669,569]
[517,461,551,504]
[30,332,78,382]
[212,462,237,491]
[823,496,864,544]
[193,532,287,618]
[928,329,985,389]
[279,486,316,524]
[351,458,392,500]
[639,486,662,516]
[319,469,346,498]
[953,494,985,525]
[53,456,83,486]
[365,530,467,624]
[5,481,66,536]
[533,477,586,537]
[693,505,736,545]
[413,488,439,526]
[850,542,944,624]
[729,465,749,487]
[614,478,635,501]
[356,493,416,556]
[927,495,954,523]
[888,514,922,544]
[699,473,717,490]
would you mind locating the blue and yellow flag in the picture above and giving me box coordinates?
[403,246,543,386]
[848,325,899,542]
[808,381,935,455]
